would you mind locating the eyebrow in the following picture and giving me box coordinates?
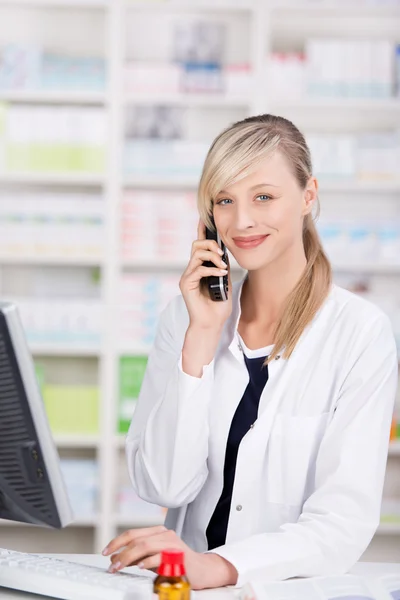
[218,183,280,195]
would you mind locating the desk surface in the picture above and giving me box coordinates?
[0,555,399,600]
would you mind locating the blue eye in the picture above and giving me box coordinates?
[215,198,232,205]
[257,194,271,202]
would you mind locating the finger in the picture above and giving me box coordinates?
[110,532,178,571]
[197,218,206,241]
[108,531,155,564]
[138,553,161,572]
[191,238,223,258]
[187,249,228,272]
[188,265,228,283]
[102,525,167,556]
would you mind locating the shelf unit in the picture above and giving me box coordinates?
[124,92,250,108]
[271,98,400,112]
[0,0,399,562]
[0,173,106,186]
[29,344,102,358]
[54,435,101,449]
[0,255,103,267]
[1,0,110,7]
[271,1,400,16]
[0,91,108,104]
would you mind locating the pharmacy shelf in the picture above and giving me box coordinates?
[125,92,250,108]
[113,514,165,528]
[376,523,400,535]
[124,175,199,189]
[125,1,256,13]
[54,434,100,449]
[271,2,400,16]
[0,173,106,187]
[0,255,102,267]
[29,343,102,357]
[389,441,400,457]
[0,90,107,105]
[319,180,400,193]
[0,0,109,8]
[0,517,98,528]
[272,98,400,112]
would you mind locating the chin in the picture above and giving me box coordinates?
[229,251,272,272]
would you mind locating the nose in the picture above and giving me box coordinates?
[234,203,257,231]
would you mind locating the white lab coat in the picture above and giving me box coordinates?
[126,277,398,584]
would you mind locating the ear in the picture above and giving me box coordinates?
[302,177,318,216]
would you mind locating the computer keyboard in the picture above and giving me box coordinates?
[0,547,154,600]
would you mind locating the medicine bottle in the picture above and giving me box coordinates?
[153,550,190,600]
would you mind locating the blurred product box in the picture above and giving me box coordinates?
[121,190,197,262]
[180,62,224,94]
[381,499,400,524]
[270,40,399,101]
[13,299,103,346]
[224,63,253,97]
[268,52,306,100]
[119,274,180,348]
[124,139,208,178]
[124,61,252,97]
[0,192,104,259]
[60,459,99,519]
[125,62,181,94]
[307,131,400,181]
[43,385,100,435]
[118,356,148,434]
[1,104,106,173]
[306,39,394,99]
[0,44,106,92]
[317,220,400,266]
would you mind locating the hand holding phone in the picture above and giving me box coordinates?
[179,219,232,332]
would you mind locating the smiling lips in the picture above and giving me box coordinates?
[233,235,269,249]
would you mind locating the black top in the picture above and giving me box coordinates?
[206,352,269,550]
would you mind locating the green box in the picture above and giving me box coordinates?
[118,356,148,434]
[43,385,99,435]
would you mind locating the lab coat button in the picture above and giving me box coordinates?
[238,343,242,352]
[236,504,242,511]
[249,423,255,429]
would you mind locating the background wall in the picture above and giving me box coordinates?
[0,0,399,562]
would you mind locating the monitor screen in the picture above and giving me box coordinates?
[0,302,72,528]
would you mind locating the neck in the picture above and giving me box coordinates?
[240,243,307,324]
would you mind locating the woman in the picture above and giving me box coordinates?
[103,115,398,589]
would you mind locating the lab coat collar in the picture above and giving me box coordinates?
[226,273,247,362]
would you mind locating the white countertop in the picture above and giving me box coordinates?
[0,554,399,600]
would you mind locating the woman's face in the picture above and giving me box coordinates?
[212,151,317,271]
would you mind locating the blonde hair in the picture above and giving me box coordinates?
[198,114,332,363]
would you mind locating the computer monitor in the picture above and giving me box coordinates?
[0,302,73,528]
